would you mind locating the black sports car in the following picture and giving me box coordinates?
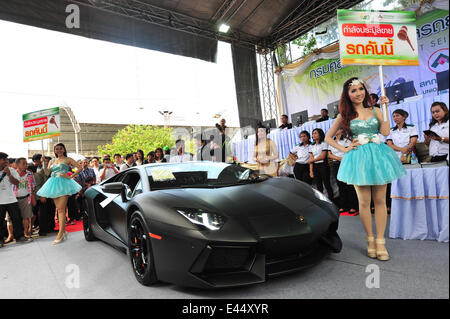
[83,162,342,288]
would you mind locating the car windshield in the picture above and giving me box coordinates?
[145,162,269,190]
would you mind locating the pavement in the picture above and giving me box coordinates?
[0,215,448,299]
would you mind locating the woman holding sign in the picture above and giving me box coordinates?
[37,143,82,245]
[325,77,406,261]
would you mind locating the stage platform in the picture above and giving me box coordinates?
[0,215,448,299]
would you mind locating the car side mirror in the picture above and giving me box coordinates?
[103,182,124,194]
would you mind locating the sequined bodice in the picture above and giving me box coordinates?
[50,162,69,177]
[350,116,380,137]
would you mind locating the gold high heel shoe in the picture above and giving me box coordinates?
[52,232,67,245]
[367,236,377,258]
[375,238,390,261]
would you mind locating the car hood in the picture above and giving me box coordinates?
[143,177,338,241]
[154,177,327,219]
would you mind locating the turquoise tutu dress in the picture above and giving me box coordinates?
[37,162,82,198]
[337,108,406,186]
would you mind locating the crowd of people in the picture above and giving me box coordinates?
[0,119,231,247]
[1,82,448,262]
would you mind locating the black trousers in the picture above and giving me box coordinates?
[331,161,358,210]
[313,162,334,201]
[68,194,80,221]
[0,202,24,241]
[293,163,312,185]
[38,198,55,234]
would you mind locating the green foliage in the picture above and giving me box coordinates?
[276,44,291,66]
[292,33,317,58]
[382,0,419,10]
[97,125,175,157]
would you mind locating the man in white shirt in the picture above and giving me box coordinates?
[170,140,193,163]
[99,156,119,182]
[0,152,28,247]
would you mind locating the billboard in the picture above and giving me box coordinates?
[337,9,419,66]
[23,107,61,142]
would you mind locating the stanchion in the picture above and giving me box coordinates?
[378,65,388,122]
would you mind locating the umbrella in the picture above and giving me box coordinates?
[67,153,85,162]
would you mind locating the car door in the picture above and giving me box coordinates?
[105,170,142,242]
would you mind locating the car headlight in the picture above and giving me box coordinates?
[313,188,332,204]
[176,209,226,230]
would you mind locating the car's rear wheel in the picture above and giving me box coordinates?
[128,212,157,286]
[82,210,96,241]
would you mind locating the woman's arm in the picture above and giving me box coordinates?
[42,159,52,176]
[328,150,341,161]
[408,136,418,151]
[375,106,390,136]
[325,115,357,153]
[252,145,258,162]
[68,158,82,179]
[269,140,279,161]
[310,150,327,163]
[424,134,431,146]
[387,140,408,153]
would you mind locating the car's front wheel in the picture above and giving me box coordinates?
[128,212,158,286]
[82,210,96,242]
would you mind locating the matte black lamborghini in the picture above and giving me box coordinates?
[82,162,342,288]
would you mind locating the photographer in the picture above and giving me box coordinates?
[99,156,118,182]
[215,118,229,162]
[0,152,27,247]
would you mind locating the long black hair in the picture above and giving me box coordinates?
[255,123,270,146]
[429,102,449,128]
[299,130,311,146]
[339,77,372,138]
[136,149,145,161]
[312,128,325,144]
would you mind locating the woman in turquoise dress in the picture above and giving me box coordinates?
[325,77,406,261]
[37,143,82,245]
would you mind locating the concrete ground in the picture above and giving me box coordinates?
[0,215,448,299]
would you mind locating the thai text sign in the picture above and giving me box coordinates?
[337,10,419,65]
[23,107,61,142]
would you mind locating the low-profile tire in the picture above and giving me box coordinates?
[82,210,96,242]
[128,211,158,286]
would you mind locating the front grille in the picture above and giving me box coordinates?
[204,246,253,273]
[266,241,329,276]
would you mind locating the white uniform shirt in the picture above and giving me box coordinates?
[290,143,311,164]
[0,169,20,204]
[387,124,419,158]
[309,142,329,163]
[328,138,351,160]
[99,167,117,181]
[429,121,449,157]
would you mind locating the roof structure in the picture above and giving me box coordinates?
[1,0,363,58]
[71,0,364,52]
